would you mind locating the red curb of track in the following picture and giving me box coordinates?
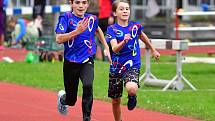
[0,82,201,121]
[0,48,28,62]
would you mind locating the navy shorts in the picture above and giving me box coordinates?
[108,68,140,99]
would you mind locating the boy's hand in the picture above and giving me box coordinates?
[76,18,88,34]
[152,50,160,61]
[104,48,112,64]
[123,34,132,43]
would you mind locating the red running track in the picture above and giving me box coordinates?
[0,82,201,121]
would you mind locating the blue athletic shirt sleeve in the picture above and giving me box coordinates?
[137,22,144,35]
[94,15,99,30]
[106,25,116,43]
[55,14,68,34]
[15,19,26,42]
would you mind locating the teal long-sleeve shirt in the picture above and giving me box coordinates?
[15,19,26,42]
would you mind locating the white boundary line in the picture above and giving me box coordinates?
[174,27,215,31]
[188,41,215,46]
[139,89,215,92]
[174,11,215,16]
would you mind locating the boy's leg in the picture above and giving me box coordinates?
[80,61,94,121]
[108,73,123,121]
[112,98,122,121]
[63,60,80,106]
[124,68,140,110]
[58,61,81,115]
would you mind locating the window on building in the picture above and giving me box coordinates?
[201,0,210,4]
[10,0,34,7]
[136,0,143,5]
[157,0,167,6]
[134,0,147,6]
[11,0,17,6]
[20,0,27,6]
[135,9,144,20]
[188,0,198,5]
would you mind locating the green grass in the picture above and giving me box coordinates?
[0,56,215,121]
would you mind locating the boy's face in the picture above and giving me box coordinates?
[114,2,130,21]
[71,0,89,18]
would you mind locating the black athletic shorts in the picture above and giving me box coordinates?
[108,68,140,99]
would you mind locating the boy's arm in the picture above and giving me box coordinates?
[139,31,160,60]
[56,18,88,44]
[95,27,112,63]
[56,30,80,44]
[110,34,131,53]
[15,21,26,43]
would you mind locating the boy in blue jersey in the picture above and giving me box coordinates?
[55,0,111,121]
[106,0,160,121]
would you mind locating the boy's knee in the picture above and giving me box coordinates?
[83,84,92,90]
[83,85,93,96]
[126,82,138,96]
